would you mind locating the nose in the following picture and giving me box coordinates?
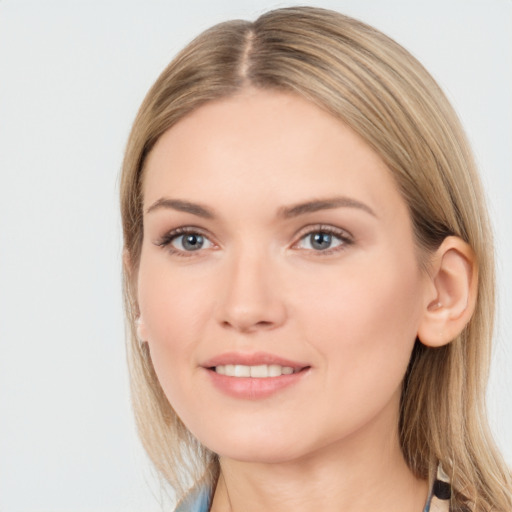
[215,248,287,333]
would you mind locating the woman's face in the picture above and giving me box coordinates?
[137,89,430,463]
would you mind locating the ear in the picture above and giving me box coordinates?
[123,248,146,338]
[417,236,478,348]
[136,316,149,342]
[123,248,134,277]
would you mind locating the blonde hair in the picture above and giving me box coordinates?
[120,6,512,510]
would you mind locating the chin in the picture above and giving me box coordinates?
[204,432,315,465]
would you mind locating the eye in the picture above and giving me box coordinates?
[155,228,215,255]
[172,233,212,251]
[295,227,352,253]
[299,232,342,251]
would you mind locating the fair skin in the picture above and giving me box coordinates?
[135,88,476,512]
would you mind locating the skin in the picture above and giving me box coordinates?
[137,88,433,511]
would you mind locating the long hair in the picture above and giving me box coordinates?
[120,7,512,510]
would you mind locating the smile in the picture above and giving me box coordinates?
[202,352,310,399]
[214,364,296,377]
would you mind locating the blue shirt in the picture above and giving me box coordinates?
[174,484,211,512]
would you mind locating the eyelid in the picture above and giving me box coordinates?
[293,224,354,241]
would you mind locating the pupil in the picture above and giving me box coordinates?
[183,234,203,251]
[311,232,331,250]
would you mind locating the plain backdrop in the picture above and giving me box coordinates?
[0,1,510,511]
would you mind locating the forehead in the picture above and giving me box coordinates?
[142,88,405,220]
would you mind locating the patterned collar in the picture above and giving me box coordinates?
[423,465,451,512]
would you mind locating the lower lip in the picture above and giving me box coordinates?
[205,368,309,399]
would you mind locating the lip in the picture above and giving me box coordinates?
[202,351,308,370]
[201,351,311,400]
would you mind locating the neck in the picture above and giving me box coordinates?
[210,396,428,512]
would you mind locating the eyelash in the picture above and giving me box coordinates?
[154,226,214,257]
[293,225,354,255]
[154,224,354,257]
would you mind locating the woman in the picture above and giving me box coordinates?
[120,7,511,512]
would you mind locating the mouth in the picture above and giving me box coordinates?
[211,364,302,377]
[202,351,309,376]
[202,352,310,399]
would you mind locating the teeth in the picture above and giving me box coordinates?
[268,364,282,377]
[250,364,268,378]
[214,364,296,377]
[234,365,250,377]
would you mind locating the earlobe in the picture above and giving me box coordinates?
[136,317,149,343]
[418,236,478,348]
[124,248,145,341]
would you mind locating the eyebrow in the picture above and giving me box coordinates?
[278,196,376,219]
[146,198,214,218]
[145,196,376,219]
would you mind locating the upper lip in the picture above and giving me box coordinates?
[202,351,309,370]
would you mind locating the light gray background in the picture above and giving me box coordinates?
[0,1,510,511]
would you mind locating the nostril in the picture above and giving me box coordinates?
[256,320,273,327]
[221,318,276,332]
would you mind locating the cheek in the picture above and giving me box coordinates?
[136,266,211,426]
[300,253,421,331]
[136,252,214,386]
[138,246,214,332]
[295,251,423,403]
